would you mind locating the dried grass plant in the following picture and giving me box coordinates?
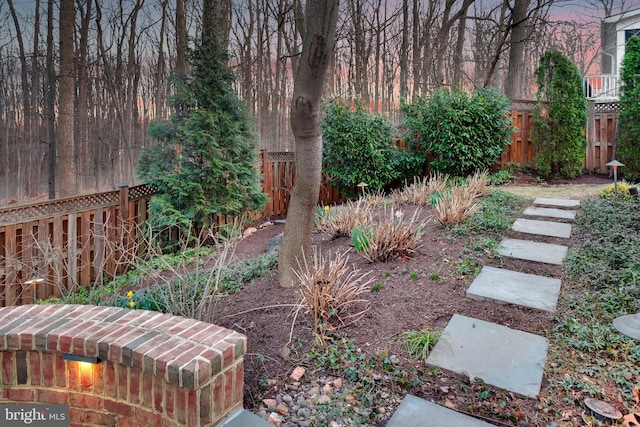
[434,185,481,225]
[467,170,490,197]
[294,248,372,337]
[356,208,429,262]
[391,173,449,205]
[316,200,370,238]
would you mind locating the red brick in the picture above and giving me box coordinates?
[104,361,117,398]
[136,407,163,425]
[196,329,229,348]
[233,364,244,406]
[222,345,234,370]
[103,398,133,417]
[137,336,182,372]
[70,407,85,423]
[29,351,41,386]
[162,419,182,427]
[141,371,153,408]
[223,369,234,413]
[119,417,147,427]
[155,341,197,381]
[2,351,15,385]
[153,376,164,413]
[84,410,116,426]
[70,392,102,410]
[6,333,19,350]
[212,375,224,418]
[4,387,36,401]
[77,305,115,321]
[79,362,94,392]
[166,345,208,387]
[165,383,177,418]
[92,362,105,395]
[129,368,141,404]
[68,360,81,391]
[187,389,198,426]
[117,363,128,400]
[42,352,55,387]
[55,352,66,387]
[175,388,186,424]
[178,323,224,342]
[224,334,247,358]
[38,389,68,404]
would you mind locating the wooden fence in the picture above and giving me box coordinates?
[0,185,153,307]
[0,102,619,307]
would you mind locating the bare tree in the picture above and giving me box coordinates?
[504,0,530,99]
[279,0,340,288]
[58,0,76,197]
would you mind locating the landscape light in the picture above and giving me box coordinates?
[606,159,624,195]
[63,354,101,364]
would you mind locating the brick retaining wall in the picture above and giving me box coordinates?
[0,304,246,426]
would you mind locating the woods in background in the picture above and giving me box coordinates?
[0,0,630,205]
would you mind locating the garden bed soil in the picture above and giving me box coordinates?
[215,173,613,426]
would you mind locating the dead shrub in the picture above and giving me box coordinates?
[392,173,449,205]
[434,185,481,225]
[294,248,372,337]
[316,200,369,238]
[353,208,429,262]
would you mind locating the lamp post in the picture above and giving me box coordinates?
[605,159,624,195]
[24,277,44,304]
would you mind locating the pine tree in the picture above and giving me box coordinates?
[138,30,266,239]
[617,35,640,180]
[532,50,587,179]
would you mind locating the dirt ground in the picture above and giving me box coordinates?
[215,172,614,426]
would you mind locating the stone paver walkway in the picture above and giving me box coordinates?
[387,198,582,426]
[497,238,568,265]
[512,218,572,238]
[466,266,562,312]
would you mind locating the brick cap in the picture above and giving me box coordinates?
[0,304,246,389]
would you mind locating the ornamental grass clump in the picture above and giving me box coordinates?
[391,172,449,205]
[401,328,442,360]
[354,208,429,262]
[467,170,490,197]
[599,180,632,198]
[434,185,481,226]
[295,249,372,336]
[316,199,369,238]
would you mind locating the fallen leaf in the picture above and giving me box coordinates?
[623,412,640,426]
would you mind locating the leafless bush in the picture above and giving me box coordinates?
[294,248,372,337]
[354,208,429,262]
[434,185,481,226]
[391,173,449,205]
[316,199,369,238]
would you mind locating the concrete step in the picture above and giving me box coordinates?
[523,206,577,220]
[219,409,273,427]
[386,394,495,427]
[466,266,561,312]
[533,197,580,208]
[498,238,568,265]
[512,218,572,238]
[426,314,548,398]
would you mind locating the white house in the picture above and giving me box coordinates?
[584,8,640,101]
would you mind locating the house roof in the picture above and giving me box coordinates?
[603,8,640,24]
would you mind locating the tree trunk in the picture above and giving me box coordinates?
[399,0,409,100]
[203,0,231,52]
[58,0,76,197]
[504,0,531,100]
[46,0,56,199]
[453,6,469,88]
[175,0,187,73]
[278,0,339,288]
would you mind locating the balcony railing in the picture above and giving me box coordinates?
[584,74,620,101]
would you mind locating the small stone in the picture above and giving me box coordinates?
[276,394,283,404]
[268,412,283,427]
[439,386,449,393]
[243,227,257,237]
[332,378,343,389]
[346,394,356,404]
[267,378,278,387]
[313,395,331,405]
[280,346,291,360]
[297,397,308,407]
[262,399,277,410]
[330,421,340,427]
[380,391,389,399]
[282,394,293,403]
[259,221,274,229]
[307,386,320,396]
[323,383,332,394]
[289,366,306,382]
[276,403,289,416]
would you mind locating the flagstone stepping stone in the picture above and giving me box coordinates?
[466,266,561,312]
[498,238,568,265]
[533,197,580,208]
[426,314,548,398]
[613,314,640,341]
[386,394,494,427]
[512,218,572,238]
[524,206,577,220]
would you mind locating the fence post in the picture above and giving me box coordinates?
[119,185,129,222]
[586,100,595,171]
[118,185,130,274]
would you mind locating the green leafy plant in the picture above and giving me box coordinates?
[322,98,423,198]
[409,271,419,280]
[401,329,442,360]
[137,31,266,244]
[372,282,384,292]
[532,50,587,179]
[599,180,632,198]
[487,170,513,185]
[401,87,513,177]
[351,226,372,252]
[430,273,441,281]
[617,35,640,180]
